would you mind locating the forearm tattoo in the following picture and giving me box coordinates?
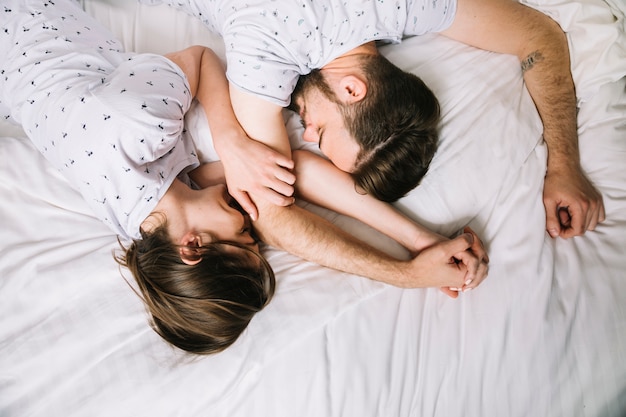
[521,51,545,73]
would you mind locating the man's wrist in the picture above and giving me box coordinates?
[546,154,582,176]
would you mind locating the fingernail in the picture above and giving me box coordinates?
[463,287,473,292]
[465,279,473,286]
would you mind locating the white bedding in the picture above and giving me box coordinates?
[1,0,625,416]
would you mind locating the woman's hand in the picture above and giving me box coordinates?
[169,46,297,220]
[216,130,296,220]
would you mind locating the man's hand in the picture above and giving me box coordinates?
[543,165,605,238]
[448,226,489,293]
[218,132,296,220]
[442,0,606,237]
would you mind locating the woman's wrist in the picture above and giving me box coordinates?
[410,229,447,254]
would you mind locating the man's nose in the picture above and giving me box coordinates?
[301,127,318,143]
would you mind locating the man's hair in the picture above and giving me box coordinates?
[341,54,440,202]
[115,224,275,355]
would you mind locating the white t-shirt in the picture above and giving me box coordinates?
[147,0,457,106]
[0,0,197,240]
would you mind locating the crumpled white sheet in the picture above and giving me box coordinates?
[0,0,625,416]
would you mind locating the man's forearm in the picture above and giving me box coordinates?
[253,202,411,287]
[443,0,580,169]
[252,201,485,291]
[517,8,579,172]
[443,0,604,237]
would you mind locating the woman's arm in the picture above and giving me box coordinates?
[293,150,446,253]
[220,86,297,218]
[190,156,488,294]
[165,46,488,294]
[166,46,296,220]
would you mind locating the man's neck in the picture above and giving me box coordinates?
[322,41,378,72]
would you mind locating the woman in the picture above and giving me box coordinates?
[0,0,488,354]
[0,0,274,355]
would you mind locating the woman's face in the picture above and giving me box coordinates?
[194,184,260,253]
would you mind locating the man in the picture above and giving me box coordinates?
[0,0,489,298]
[0,0,488,358]
[148,0,604,240]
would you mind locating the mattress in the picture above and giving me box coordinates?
[1,0,625,416]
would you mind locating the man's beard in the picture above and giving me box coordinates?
[288,69,338,113]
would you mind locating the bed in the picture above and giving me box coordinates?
[1,0,625,416]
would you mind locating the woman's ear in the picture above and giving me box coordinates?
[179,232,203,266]
[339,74,367,104]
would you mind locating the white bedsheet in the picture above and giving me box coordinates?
[1,0,625,416]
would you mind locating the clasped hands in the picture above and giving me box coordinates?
[218,136,491,295]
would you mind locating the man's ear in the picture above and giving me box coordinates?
[179,232,203,266]
[339,74,367,104]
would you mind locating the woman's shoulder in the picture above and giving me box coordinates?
[89,54,193,156]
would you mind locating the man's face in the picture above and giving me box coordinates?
[290,72,360,172]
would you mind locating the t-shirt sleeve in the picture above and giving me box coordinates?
[405,0,457,35]
[94,54,193,161]
[223,31,302,107]
[79,54,197,239]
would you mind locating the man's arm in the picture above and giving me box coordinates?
[190,156,488,294]
[252,199,486,293]
[442,0,605,238]
[224,80,487,291]
[171,45,487,293]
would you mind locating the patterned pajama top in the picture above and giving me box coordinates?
[144,0,457,106]
[0,0,198,240]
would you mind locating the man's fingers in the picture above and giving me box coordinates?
[586,197,606,231]
[451,248,479,282]
[560,205,586,238]
[440,287,459,299]
[586,204,598,231]
[556,201,606,238]
[545,200,562,238]
[558,207,571,228]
